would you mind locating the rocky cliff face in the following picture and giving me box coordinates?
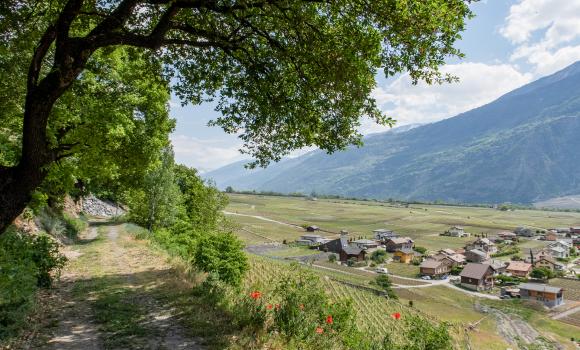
[81,194,125,218]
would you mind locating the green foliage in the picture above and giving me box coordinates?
[414,246,427,255]
[0,228,66,339]
[374,275,398,300]
[530,267,555,280]
[450,265,463,276]
[194,232,249,286]
[328,254,337,263]
[370,250,387,264]
[382,315,453,350]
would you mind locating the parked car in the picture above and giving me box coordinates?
[421,276,431,280]
[376,267,389,274]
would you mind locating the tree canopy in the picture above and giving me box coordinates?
[0,0,472,232]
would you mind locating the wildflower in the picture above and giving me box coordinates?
[391,312,401,320]
[299,304,305,310]
[250,291,262,300]
[315,327,324,334]
[266,304,273,310]
[326,315,333,324]
[275,304,281,311]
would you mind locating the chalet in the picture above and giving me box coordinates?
[373,229,398,241]
[306,225,320,232]
[548,240,573,251]
[545,231,558,241]
[534,257,565,271]
[519,283,564,307]
[339,246,366,263]
[548,246,568,259]
[385,237,414,252]
[432,251,465,266]
[352,239,379,250]
[497,231,517,241]
[489,260,507,275]
[465,249,489,263]
[506,261,532,278]
[515,227,534,237]
[320,236,349,254]
[447,226,470,237]
[570,227,580,235]
[297,234,325,246]
[465,238,498,255]
[393,248,418,264]
[420,258,452,277]
[447,253,466,266]
[460,263,494,291]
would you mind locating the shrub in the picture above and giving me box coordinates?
[414,246,427,255]
[328,254,337,263]
[194,231,248,286]
[370,250,387,264]
[36,209,66,239]
[0,228,66,339]
[62,213,88,239]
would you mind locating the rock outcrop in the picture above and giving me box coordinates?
[81,194,125,218]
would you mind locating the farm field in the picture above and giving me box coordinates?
[226,194,580,253]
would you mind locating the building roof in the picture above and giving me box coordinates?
[489,260,506,271]
[373,228,393,233]
[460,263,491,279]
[301,234,322,239]
[549,246,566,253]
[519,283,562,294]
[343,246,364,255]
[440,248,456,256]
[353,239,377,245]
[388,237,413,245]
[536,256,564,266]
[450,225,464,230]
[420,259,444,269]
[498,231,516,237]
[447,254,466,263]
[507,261,532,272]
[467,249,487,258]
[476,238,494,245]
[396,248,415,254]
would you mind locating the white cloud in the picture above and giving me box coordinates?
[501,0,580,75]
[170,134,245,172]
[362,62,532,134]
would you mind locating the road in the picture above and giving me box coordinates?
[223,211,303,228]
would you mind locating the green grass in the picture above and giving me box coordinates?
[265,246,321,257]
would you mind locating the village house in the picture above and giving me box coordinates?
[533,257,565,271]
[465,238,498,255]
[319,235,349,254]
[506,261,532,278]
[549,240,573,251]
[431,250,465,266]
[352,239,379,250]
[373,229,398,241]
[446,226,471,237]
[489,260,507,275]
[519,283,564,308]
[545,230,558,241]
[465,249,489,263]
[570,227,580,235]
[385,237,414,252]
[459,263,494,291]
[420,258,452,278]
[439,248,457,256]
[525,248,552,264]
[515,226,534,237]
[297,234,325,246]
[548,246,568,259]
[339,246,366,263]
[393,248,420,264]
[497,231,517,241]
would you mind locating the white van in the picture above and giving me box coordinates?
[376,267,389,274]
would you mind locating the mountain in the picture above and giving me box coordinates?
[205,62,580,204]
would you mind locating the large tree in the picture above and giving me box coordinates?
[0,0,471,233]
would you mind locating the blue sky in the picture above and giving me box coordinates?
[169,0,580,172]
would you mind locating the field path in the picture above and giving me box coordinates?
[224,210,303,228]
[552,304,580,320]
[30,222,204,350]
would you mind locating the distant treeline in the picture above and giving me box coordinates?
[224,187,580,213]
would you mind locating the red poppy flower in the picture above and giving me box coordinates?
[326,315,334,324]
[315,327,324,334]
[250,291,262,300]
[391,312,401,320]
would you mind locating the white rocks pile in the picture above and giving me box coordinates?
[82,194,125,218]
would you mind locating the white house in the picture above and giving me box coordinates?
[297,234,325,246]
[373,229,398,241]
[548,246,569,259]
[447,226,470,237]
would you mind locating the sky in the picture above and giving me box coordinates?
[169,0,580,173]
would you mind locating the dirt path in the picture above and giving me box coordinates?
[223,211,303,229]
[31,222,204,350]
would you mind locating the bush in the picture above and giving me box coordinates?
[194,231,249,286]
[414,246,427,255]
[530,267,554,280]
[0,228,67,339]
[36,209,66,239]
[328,254,337,263]
[62,212,88,239]
[370,250,387,264]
